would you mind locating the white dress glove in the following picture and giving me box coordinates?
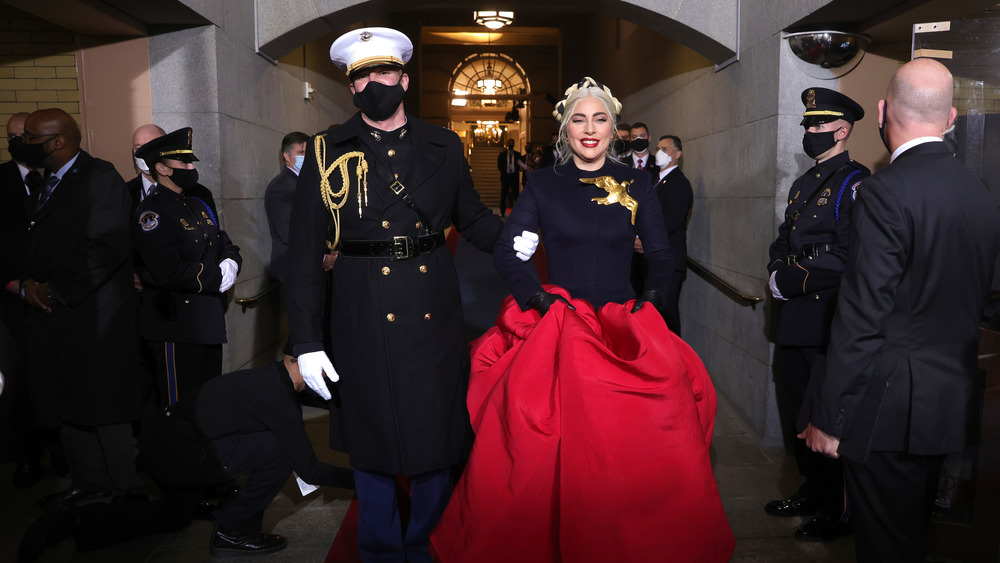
[513,230,540,262]
[769,270,787,301]
[297,351,339,401]
[218,258,238,292]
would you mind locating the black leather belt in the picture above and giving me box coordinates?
[786,242,833,265]
[340,232,446,260]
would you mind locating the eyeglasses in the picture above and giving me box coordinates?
[21,132,59,142]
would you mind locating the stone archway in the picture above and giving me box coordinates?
[254,0,738,64]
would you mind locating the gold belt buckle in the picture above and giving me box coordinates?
[392,235,414,260]
[389,180,405,195]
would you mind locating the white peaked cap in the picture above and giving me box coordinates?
[330,27,413,76]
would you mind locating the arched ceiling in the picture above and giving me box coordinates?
[254,0,739,64]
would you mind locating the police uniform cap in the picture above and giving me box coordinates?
[134,127,199,170]
[330,27,413,77]
[800,87,864,126]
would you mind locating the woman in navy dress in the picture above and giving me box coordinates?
[432,78,733,563]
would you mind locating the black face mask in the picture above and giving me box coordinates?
[878,100,890,152]
[802,129,839,159]
[630,138,649,153]
[165,166,199,190]
[353,80,406,122]
[10,135,55,168]
[613,139,631,155]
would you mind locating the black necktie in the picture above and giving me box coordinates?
[34,174,60,211]
[24,170,43,194]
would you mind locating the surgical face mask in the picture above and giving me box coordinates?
[135,156,150,174]
[293,154,305,172]
[802,129,839,159]
[655,149,672,168]
[630,137,649,153]
[164,166,199,190]
[353,80,406,122]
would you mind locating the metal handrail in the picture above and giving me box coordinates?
[234,281,279,311]
[686,257,765,306]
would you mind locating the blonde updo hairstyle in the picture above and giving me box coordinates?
[552,77,623,166]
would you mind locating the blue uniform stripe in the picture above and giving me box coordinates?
[165,342,178,406]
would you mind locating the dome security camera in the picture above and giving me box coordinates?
[785,31,870,80]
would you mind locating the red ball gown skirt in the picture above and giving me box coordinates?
[430,286,735,562]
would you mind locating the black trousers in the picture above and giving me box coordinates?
[664,269,685,335]
[778,345,845,518]
[499,172,519,213]
[846,451,944,562]
[209,431,293,533]
[61,421,146,496]
[150,341,222,410]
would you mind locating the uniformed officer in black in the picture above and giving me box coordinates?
[286,27,504,562]
[133,128,241,410]
[765,87,869,541]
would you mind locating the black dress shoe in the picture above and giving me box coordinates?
[18,498,77,562]
[794,514,851,542]
[210,523,287,557]
[38,487,110,508]
[764,493,819,517]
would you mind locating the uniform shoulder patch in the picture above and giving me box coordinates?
[850,181,862,201]
[139,211,160,232]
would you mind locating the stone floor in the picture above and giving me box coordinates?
[1,392,864,563]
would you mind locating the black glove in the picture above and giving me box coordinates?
[526,290,575,316]
[631,290,664,314]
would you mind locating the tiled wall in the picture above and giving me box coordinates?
[0,5,79,160]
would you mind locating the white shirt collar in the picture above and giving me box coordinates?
[890,136,943,163]
[286,165,300,177]
[16,163,32,194]
[657,165,678,182]
[141,174,156,198]
[50,151,81,185]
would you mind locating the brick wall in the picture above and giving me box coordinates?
[0,4,79,161]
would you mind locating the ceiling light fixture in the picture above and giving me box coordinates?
[474,10,514,30]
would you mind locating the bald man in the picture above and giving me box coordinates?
[20,108,148,506]
[801,59,1000,561]
[127,123,166,208]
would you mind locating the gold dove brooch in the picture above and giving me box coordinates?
[581,176,638,225]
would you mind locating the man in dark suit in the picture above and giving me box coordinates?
[651,135,692,333]
[18,108,148,505]
[628,122,658,181]
[496,138,521,217]
[287,27,503,562]
[538,131,559,169]
[802,58,1000,562]
[265,131,330,284]
[1,111,47,489]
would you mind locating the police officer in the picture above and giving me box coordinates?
[133,128,241,410]
[286,27,506,562]
[765,87,869,541]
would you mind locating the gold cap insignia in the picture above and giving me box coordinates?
[806,89,816,109]
[360,31,373,42]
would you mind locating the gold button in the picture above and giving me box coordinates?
[419,265,428,273]
[194,239,200,243]
[415,222,422,229]
[814,294,820,300]
[791,226,796,230]
[386,313,395,322]
[381,266,390,275]
[382,221,390,229]
[815,173,821,178]
[424,313,431,320]
[184,299,190,304]
[388,149,396,157]
[812,214,817,218]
